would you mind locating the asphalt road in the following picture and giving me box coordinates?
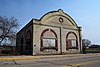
[0,54,100,67]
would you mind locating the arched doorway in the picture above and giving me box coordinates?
[25,30,33,55]
[66,32,78,50]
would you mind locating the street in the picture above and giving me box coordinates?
[0,53,100,67]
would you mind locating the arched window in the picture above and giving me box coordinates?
[25,30,33,55]
[20,37,23,54]
[40,29,58,51]
[66,32,78,50]
[21,37,23,45]
[26,30,31,40]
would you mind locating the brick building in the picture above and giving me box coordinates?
[16,9,82,55]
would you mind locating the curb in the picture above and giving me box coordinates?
[0,57,41,60]
[0,53,100,61]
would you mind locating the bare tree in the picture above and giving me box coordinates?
[82,39,91,54]
[0,16,19,46]
[82,39,91,47]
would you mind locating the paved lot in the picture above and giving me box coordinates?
[0,53,100,67]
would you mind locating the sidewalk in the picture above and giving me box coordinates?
[0,53,100,60]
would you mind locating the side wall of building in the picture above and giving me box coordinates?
[16,20,33,55]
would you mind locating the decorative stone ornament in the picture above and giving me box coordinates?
[59,17,63,23]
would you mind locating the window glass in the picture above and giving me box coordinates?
[67,40,72,48]
[71,40,76,47]
[67,39,77,49]
[43,39,55,47]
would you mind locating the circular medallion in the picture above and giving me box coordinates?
[59,17,63,23]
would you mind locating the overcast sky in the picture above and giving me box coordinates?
[0,0,100,44]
